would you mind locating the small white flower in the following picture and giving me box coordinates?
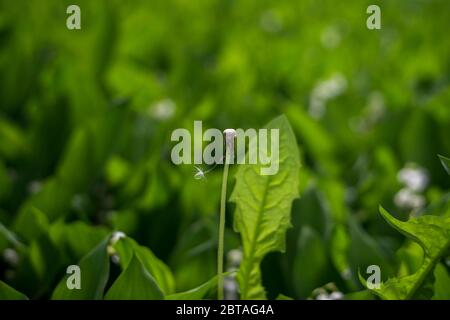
[340,268,352,280]
[110,231,126,245]
[3,248,19,266]
[315,291,344,300]
[394,188,425,210]
[316,293,331,300]
[309,73,347,119]
[227,249,243,267]
[329,291,344,300]
[397,165,429,192]
[111,254,120,265]
[28,181,42,194]
[148,98,176,120]
[224,275,239,300]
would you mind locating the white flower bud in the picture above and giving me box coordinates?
[110,231,126,245]
[329,291,344,300]
[223,128,236,160]
[223,128,236,144]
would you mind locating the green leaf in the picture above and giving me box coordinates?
[348,215,393,284]
[166,275,220,300]
[276,294,294,300]
[49,221,109,261]
[0,117,29,160]
[13,206,49,243]
[0,221,24,249]
[0,280,28,300]
[362,207,450,299]
[0,161,12,203]
[112,236,175,295]
[433,263,450,300]
[344,290,374,300]
[231,115,301,299]
[104,254,164,300]
[293,226,329,298]
[438,154,450,175]
[51,236,110,300]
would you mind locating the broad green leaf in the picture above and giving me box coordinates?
[286,105,338,176]
[13,207,49,243]
[433,263,450,300]
[362,207,450,299]
[49,221,109,261]
[112,237,175,294]
[231,115,301,299]
[438,154,450,175]
[0,117,29,160]
[166,275,220,300]
[51,236,110,300]
[0,280,28,300]
[396,241,423,277]
[319,179,353,285]
[169,221,220,292]
[348,215,393,284]
[293,226,329,298]
[104,254,164,300]
[0,221,24,249]
[29,234,63,288]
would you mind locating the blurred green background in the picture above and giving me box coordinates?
[0,0,449,299]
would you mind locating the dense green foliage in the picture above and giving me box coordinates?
[0,0,449,300]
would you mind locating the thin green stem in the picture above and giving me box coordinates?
[218,150,230,300]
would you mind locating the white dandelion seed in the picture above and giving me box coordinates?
[194,166,208,180]
[192,155,226,180]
